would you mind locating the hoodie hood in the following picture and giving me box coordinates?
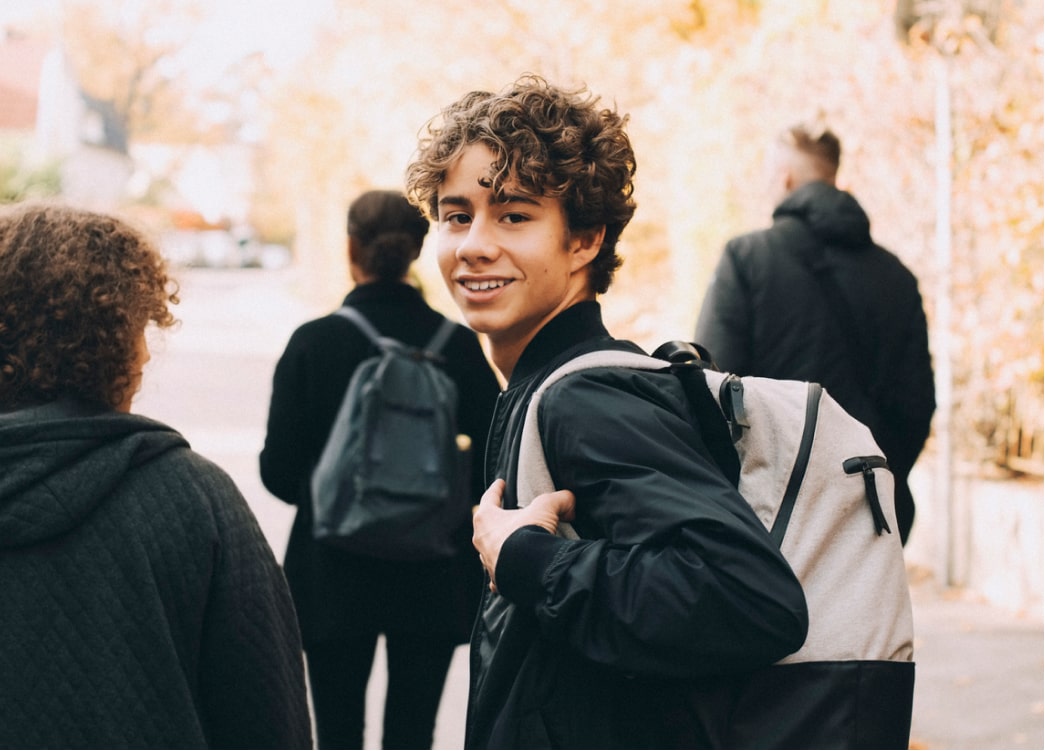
[773,180,872,248]
[0,400,188,549]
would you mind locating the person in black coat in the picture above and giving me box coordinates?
[260,190,501,749]
[695,124,936,544]
[0,202,312,749]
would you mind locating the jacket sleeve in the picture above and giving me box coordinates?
[195,466,313,749]
[695,243,752,374]
[259,327,316,505]
[260,319,362,506]
[495,368,808,679]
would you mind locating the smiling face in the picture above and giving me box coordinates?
[436,144,604,378]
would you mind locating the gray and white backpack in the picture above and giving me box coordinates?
[517,341,915,748]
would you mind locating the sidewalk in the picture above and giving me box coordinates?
[139,267,1044,750]
[907,569,1043,750]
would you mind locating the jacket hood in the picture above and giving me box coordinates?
[773,180,872,248]
[0,400,188,549]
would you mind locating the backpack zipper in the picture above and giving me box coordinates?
[842,455,892,536]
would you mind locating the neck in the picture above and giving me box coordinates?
[488,337,527,383]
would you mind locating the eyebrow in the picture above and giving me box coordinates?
[494,192,542,207]
[436,192,543,212]
[437,195,472,212]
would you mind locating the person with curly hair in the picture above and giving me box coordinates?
[0,202,312,749]
[405,75,808,749]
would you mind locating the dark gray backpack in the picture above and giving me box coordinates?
[310,306,468,560]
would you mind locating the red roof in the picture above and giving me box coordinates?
[0,30,50,130]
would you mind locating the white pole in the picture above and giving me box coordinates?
[933,50,956,586]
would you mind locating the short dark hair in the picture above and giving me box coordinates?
[347,189,429,281]
[405,75,637,294]
[780,123,841,181]
[0,202,178,410]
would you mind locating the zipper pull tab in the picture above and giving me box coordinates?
[843,456,892,536]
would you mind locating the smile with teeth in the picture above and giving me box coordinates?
[462,279,509,291]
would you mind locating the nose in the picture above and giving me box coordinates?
[455,216,498,265]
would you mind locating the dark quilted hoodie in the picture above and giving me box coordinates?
[0,400,312,749]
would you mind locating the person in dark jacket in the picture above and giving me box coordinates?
[0,202,312,749]
[260,190,500,749]
[405,75,809,750]
[695,124,936,544]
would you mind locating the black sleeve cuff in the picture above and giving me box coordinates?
[495,525,565,607]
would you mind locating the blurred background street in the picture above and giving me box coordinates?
[134,267,1042,750]
[1,1,1040,746]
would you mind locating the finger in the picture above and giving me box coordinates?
[531,489,576,520]
[478,478,506,509]
[553,489,576,521]
[522,489,576,534]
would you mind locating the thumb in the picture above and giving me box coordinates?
[525,489,576,533]
[541,489,575,522]
[478,478,506,510]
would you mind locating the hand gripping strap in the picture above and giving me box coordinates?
[516,351,670,540]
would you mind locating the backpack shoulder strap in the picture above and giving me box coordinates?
[424,317,458,358]
[519,341,827,549]
[336,306,457,360]
[333,305,405,353]
[516,350,666,540]
[675,367,742,487]
[334,305,384,346]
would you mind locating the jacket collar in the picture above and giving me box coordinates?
[773,180,872,248]
[342,280,426,306]
[0,397,107,426]
[509,301,612,387]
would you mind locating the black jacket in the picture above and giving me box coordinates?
[466,302,809,749]
[695,181,935,542]
[260,281,500,646]
[0,400,312,749]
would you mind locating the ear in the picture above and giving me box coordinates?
[568,226,606,273]
[347,237,365,284]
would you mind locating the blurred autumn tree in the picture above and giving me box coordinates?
[49,0,1041,474]
[670,0,1043,473]
[59,0,278,230]
[61,0,207,145]
[891,0,1042,471]
[254,0,1040,472]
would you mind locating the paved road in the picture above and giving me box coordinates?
[135,267,1043,750]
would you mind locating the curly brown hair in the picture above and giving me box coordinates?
[405,75,637,294]
[0,202,179,410]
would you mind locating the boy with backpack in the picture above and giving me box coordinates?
[405,77,812,749]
